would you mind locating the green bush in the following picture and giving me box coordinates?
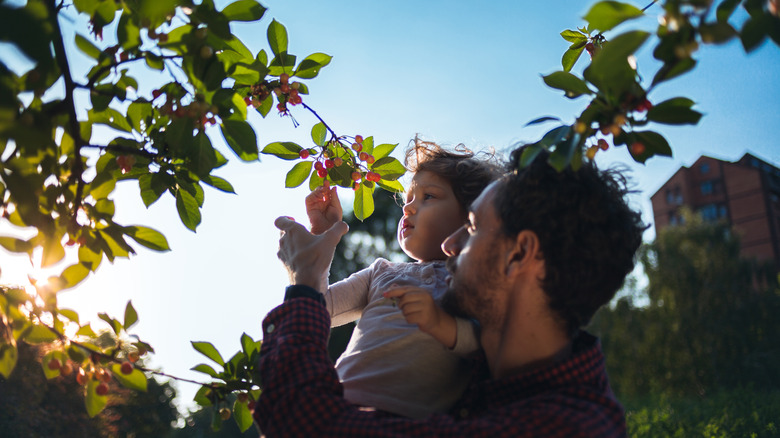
[624,390,780,438]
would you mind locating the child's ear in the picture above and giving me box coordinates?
[505,230,541,277]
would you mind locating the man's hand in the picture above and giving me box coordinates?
[305,181,343,235]
[275,216,348,290]
[384,286,457,349]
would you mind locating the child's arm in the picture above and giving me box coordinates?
[383,287,458,349]
[305,181,343,235]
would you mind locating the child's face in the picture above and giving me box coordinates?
[398,170,465,262]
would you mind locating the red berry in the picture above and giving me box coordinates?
[277,102,286,112]
[367,172,380,182]
[96,382,109,396]
[314,161,324,171]
[97,368,112,383]
[280,83,290,93]
[354,135,363,144]
[299,149,310,159]
[280,73,289,84]
[152,89,162,99]
[352,143,362,152]
[47,358,62,371]
[76,369,87,385]
[350,171,361,181]
[366,154,375,164]
[598,139,609,151]
[324,159,334,169]
[120,361,133,375]
[317,168,327,178]
[631,142,646,156]
[127,352,140,363]
[61,362,73,376]
[333,157,343,166]
[359,152,368,161]
[244,96,252,106]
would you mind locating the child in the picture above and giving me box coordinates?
[305,139,502,419]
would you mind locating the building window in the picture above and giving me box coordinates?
[701,204,718,222]
[675,187,683,204]
[700,181,713,196]
[700,162,710,174]
[669,212,678,225]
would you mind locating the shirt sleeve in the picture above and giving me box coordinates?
[450,317,480,355]
[323,262,375,327]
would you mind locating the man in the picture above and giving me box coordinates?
[256,147,645,437]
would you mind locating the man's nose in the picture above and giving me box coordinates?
[442,226,465,256]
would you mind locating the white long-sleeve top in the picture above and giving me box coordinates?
[324,258,479,419]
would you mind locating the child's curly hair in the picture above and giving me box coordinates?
[403,136,504,212]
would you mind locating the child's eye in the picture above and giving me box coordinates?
[423,193,435,200]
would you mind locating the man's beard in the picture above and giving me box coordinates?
[440,253,501,321]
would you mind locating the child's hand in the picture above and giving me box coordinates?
[305,181,343,235]
[383,286,457,349]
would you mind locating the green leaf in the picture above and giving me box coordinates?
[117,12,141,49]
[201,176,236,193]
[585,30,649,92]
[261,141,302,160]
[176,189,201,231]
[98,313,122,334]
[234,399,254,432]
[562,46,585,72]
[525,116,561,127]
[699,22,737,45]
[41,237,65,267]
[583,1,644,32]
[241,332,257,356]
[191,341,225,366]
[191,363,220,377]
[124,225,171,252]
[24,324,59,344]
[353,183,374,221]
[60,263,90,289]
[59,309,80,323]
[194,386,213,406]
[311,122,327,146]
[285,161,313,188]
[88,107,133,133]
[111,363,148,391]
[371,157,406,181]
[222,0,266,22]
[631,130,673,163]
[123,301,138,329]
[267,19,288,57]
[372,143,398,160]
[76,323,98,337]
[646,97,702,125]
[220,120,259,161]
[42,351,66,379]
[716,0,741,22]
[0,344,18,379]
[0,236,33,253]
[542,71,593,98]
[651,57,697,86]
[75,34,101,59]
[294,53,332,79]
[560,29,587,43]
[85,380,108,417]
[377,179,404,193]
[139,173,170,208]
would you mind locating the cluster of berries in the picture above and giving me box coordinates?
[154,90,219,130]
[46,349,142,396]
[274,73,302,113]
[299,135,381,188]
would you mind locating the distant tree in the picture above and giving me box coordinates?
[170,395,259,438]
[590,209,780,397]
[0,342,179,438]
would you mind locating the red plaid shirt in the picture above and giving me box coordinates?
[254,295,626,437]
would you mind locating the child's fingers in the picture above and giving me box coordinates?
[383,286,421,299]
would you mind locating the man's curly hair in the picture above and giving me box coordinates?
[494,147,646,336]
[404,137,503,212]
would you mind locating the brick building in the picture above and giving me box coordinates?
[650,153,780,267]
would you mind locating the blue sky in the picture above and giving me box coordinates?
[1,0,778,411]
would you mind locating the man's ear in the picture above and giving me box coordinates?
[505,230,541,278]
